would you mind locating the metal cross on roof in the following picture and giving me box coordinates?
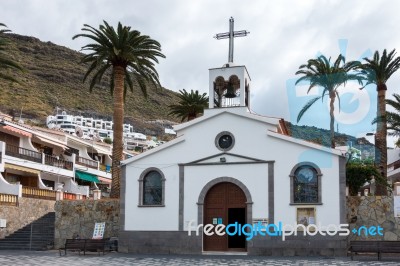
[214,17,249,63]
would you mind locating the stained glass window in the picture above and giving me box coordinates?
[293,166,318,203]
[143,171,162,205]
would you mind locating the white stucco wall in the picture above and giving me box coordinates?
[20,136,37,151]
[124,164,180,231]
[208,66,251,108]
[269,136,341,226]
[183,163,270,229]
[123,109,342,231]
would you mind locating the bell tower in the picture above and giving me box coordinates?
[209,17,251,109]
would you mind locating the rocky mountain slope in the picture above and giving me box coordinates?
[0,34,180,135]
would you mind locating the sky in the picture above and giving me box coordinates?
[1,0,400,147]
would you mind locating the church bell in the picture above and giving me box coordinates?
[224,83,236,98]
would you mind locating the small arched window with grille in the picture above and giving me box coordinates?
[289,163,322,204]
[139,168,165,206]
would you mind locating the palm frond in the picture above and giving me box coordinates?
[297,96,321,123]
[169,89,209,122]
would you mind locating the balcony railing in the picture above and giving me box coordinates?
[76,156,98,169]
[44,154,73,170]
[62,192,88,200]
[0,193,18,206]
[394,160,400,171]
[22,186,56,201]
[63,192,77,200]
[100,164,111,173]
[5,144,42,163]
[388,160,400,171]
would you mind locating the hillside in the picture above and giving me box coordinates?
[287,123,375,156]
[0,33,180,135]
[0,33,374,149]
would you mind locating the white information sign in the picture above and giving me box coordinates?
[92,222,105,239]
[394,196,400,217]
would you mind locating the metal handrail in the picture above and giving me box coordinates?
[5,144,42,163]
[44,154,73,170]
[75,156,98,169]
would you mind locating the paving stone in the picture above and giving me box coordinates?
[0,250,400,265]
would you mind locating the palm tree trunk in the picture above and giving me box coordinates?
[110,66,125,198]
[375,84,388,195]
[329,91,336,148]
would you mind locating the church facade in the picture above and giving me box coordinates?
[119,19,347,256]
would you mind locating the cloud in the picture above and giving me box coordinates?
[1,0,400,139]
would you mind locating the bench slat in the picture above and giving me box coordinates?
[349,241,400,261]
[60,238,109,256]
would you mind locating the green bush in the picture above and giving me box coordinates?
[103,137,112,144]
[346,161,384,196]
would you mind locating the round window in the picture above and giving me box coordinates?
[215,131,235,151]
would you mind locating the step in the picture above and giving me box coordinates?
[3,234,54,239]
[0,245,50,250]
[0,242,50,247]
[5,231,54,235]
[0,240,52,244]
[0,242,52,247]
[0,212,55,251]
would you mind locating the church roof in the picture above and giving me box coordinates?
[267,130,343,156]
[173,107,286,133]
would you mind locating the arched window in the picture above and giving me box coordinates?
[289,163,322,204]
[138,168,165,206]
[214,76,226,108]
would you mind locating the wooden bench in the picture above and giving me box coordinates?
[59,239,86,256]
[83,239,108,255]
[349,241,400,260]
[378,241,400,260]
[59,238,108,256]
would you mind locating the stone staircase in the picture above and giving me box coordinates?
[0,212,55,250]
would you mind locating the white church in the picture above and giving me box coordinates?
[119,18,347,256]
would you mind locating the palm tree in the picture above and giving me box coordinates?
[359,49,400,194]
[169,89,208,122]
[73,21,165,198]
[385,93,400,138]
[0,23,23,82]
[295,54,362,148]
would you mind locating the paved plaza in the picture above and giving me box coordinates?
[0,251,400,266]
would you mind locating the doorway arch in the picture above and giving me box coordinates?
[197,177,253,251]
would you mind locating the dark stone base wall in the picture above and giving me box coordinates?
[248,235,347,256]
[54,199,119,249]
[0,198,55,239]
[119,231,202,254]
[119,230,347,256]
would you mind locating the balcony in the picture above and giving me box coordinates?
[99,164,111,173]
[44,154,73,170]
[393,160,400,171]
[5,144,42,163]
[75,156,98,169]
[22,186,56,201]
[63,192,87,200]
[0,193,18,206]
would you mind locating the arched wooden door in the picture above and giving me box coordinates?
[203,182,247,251]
